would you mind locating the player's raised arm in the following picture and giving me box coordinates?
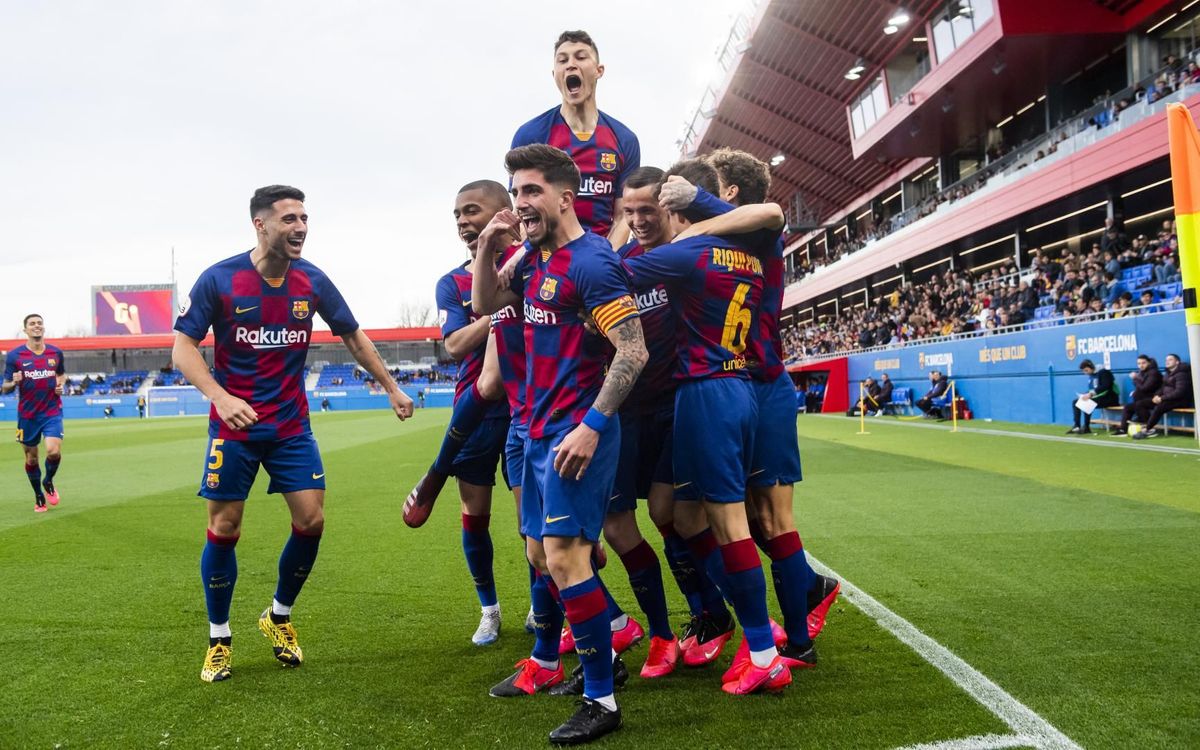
[553,313,647,480]
[677,203,785,241]
[339,328,413,420]
[172,331,258,431]
[471,210,523,315]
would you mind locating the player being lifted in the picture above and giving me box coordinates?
[434,180,520,646]
[474,145,646,745]
[625,158,794,695]
[660,149,840,673]
[2,314,66,513]
[405,28,640,520]
[175,185,413,684]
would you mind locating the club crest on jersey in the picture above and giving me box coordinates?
[206,472,220,489]
[47,358,57,368]
[599,151,618,172]
[292,300,310,320]
[539,277,558,301]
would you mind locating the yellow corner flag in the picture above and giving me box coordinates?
[1166,103,1200,445]
[1168,104,1200,325]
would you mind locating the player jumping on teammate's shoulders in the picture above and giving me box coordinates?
[430,180,519,647]
[3,314,66,513]
[623,158,792,695]
[175,185,413,684]
[474,145,647,745]
[512,30,640,246]
[660,150,841,670]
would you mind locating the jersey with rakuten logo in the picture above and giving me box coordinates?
[175,251,358,442]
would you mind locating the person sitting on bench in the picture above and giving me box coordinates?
[1132,353,1194,439]
[1114,355,1162,435]
[917,370,949,418]
[1068,359,1117,434]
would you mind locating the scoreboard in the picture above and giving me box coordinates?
[92,284,176,335]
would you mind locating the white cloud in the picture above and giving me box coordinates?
[0,0,746,338]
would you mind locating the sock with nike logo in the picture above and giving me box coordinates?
[561,576,615,701]
[274,524,322,610]
[618,540,672,640]
[462,513,498,607]
[530,570,565,664]
[431,383,493,475]
[201,529,239,635]
[765,531,814,649]
[719,539,775,663]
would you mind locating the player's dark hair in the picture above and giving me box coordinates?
[1079,359,1095,370]
[23,313,42,328]
[458,179,513,209]
[250,185,305,218]
[1137,354,1150,362]
[625,167,665,193]
[505,144,581,192]
[555,30,598,59]
[664,158,720,196]
[706,147,771,205]
[1168,352,1181,360]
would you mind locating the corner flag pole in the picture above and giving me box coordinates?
[1166,103,1200,447]
[950,381,959,433]
[857,381,869,435]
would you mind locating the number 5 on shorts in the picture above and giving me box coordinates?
[14,428,23,443]
[208,439,225,470]
[721,282,752,354]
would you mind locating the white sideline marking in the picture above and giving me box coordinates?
[814,414,1200,456]
[894,733,1035,750]
[808,557,1082,750]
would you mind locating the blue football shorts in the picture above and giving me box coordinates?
[198,431,325,501]
[450,415,510,487]
[16,413,64,446]
[610,406,674,512]
[519,417,620,542]
[672,377,757,503]
[749,372,803,486]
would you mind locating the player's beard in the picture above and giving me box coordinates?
[533,213,558,249]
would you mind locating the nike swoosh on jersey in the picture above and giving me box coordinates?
[461,300,473,307]
[545,514,571,524]
[235,305,259,314]
[672,482,692,489]
[312,472,325,479]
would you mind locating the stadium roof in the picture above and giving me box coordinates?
[687,0,945,219]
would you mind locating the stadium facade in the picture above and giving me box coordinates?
[682,0,1198,424]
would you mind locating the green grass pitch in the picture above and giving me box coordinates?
[1,410,1197,748]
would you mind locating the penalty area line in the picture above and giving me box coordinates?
[808,556,1081,750]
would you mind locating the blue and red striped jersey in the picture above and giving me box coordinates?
[4,344,64,419]
[436,261,510,420]
[624,234,763,381]
[511,107,640,237]
[686,188,785,381]
[175,251,358,442]
[616,241,678,413]
[510,232,639,438]
[491,244,530,421]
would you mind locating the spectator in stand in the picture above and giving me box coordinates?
[1100,219,1127,255]
[1136,289,1158,314]
[1068,359,1117,434]
[1114,355,1163,435]
[916,370,949,418]
[1132,354,1194,439]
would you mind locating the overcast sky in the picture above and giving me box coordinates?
[0,0,749,339]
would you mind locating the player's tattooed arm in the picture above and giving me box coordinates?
[340,328,414,420]
[472,210,523,315]
[594,316,648,417]
[172,332,259,431]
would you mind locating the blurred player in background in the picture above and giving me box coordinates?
[2,314,66,513]
[175,185,413,684]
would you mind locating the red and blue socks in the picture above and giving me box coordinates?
[201,530,238,641]
[530,570,564,665]
[765,531,814,649]
[462,513,498,608]
[273,524,322,617]
[720,539,776,665]
[683,527,735,623]
[430,383,491,476]
[25,460,43,502]
[561,577,616,700]
[617,540,672,640]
